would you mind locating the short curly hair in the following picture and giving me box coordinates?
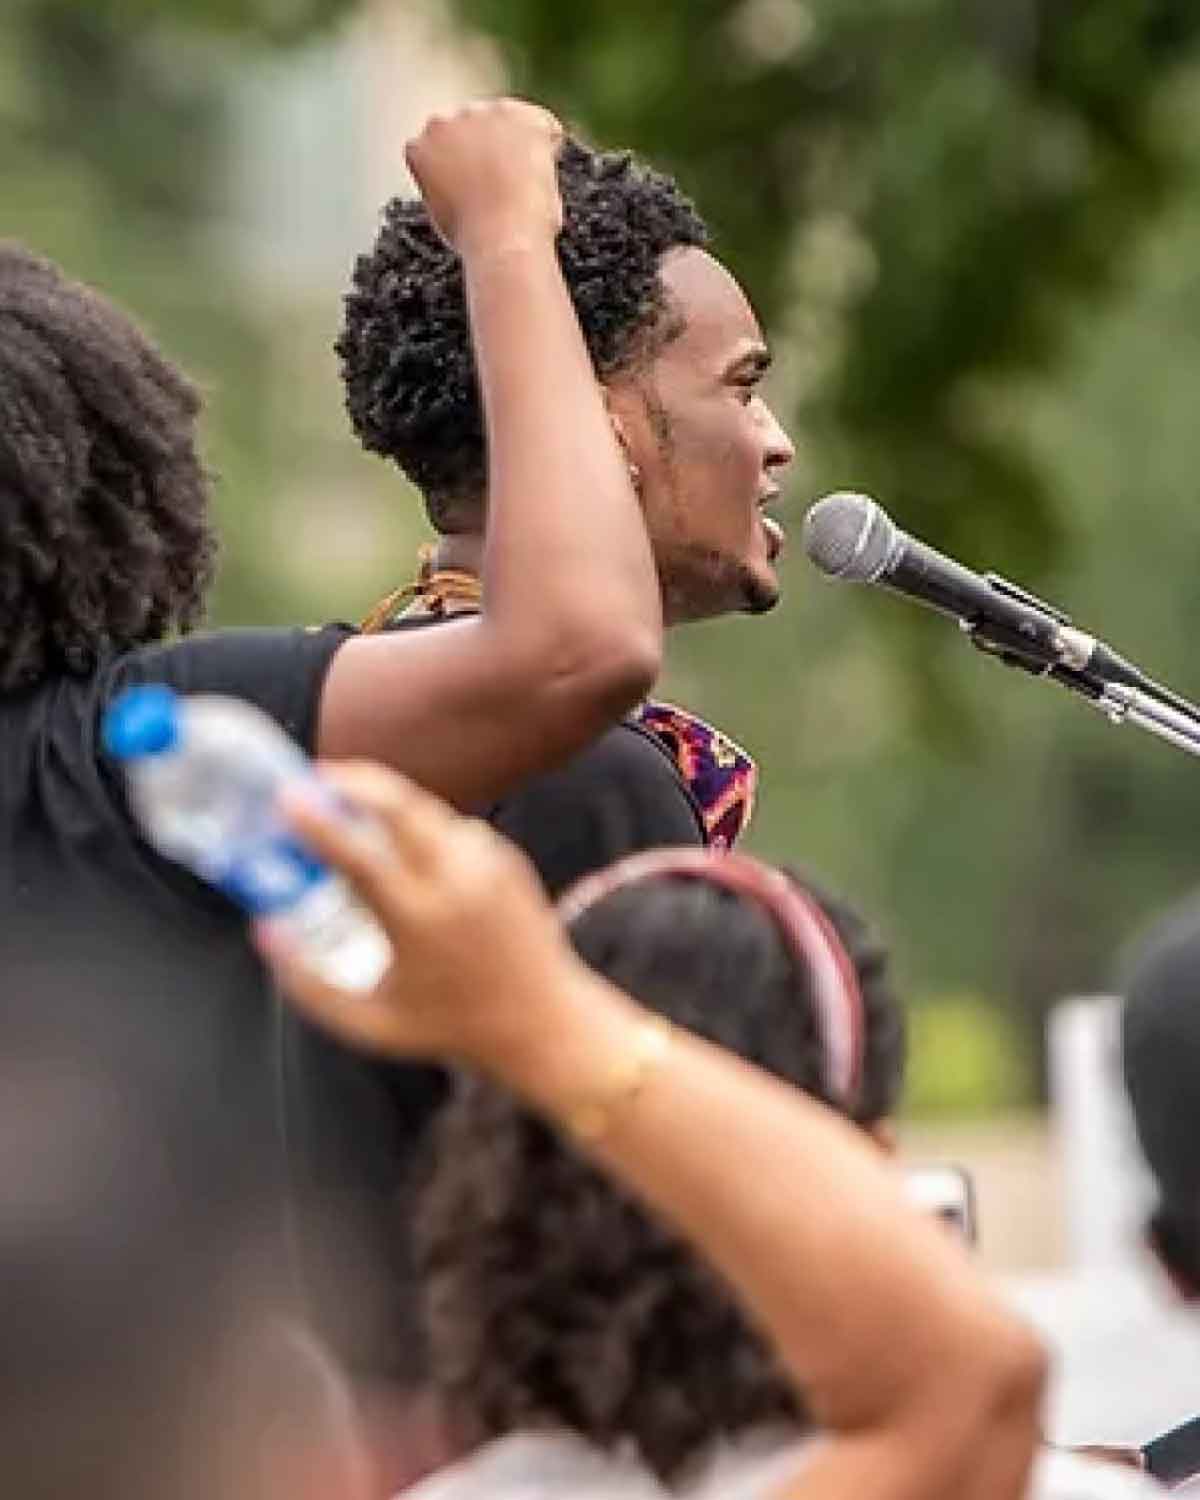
[414,871,905,1484]
[0,244,215,694]
[336,138,709,530]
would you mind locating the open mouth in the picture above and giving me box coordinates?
[761,514,785,563]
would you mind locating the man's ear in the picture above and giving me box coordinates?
[602,389,632,455]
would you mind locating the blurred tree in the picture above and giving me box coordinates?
[448,0,1200,596]
[47,0,356,45]
[1,0,371,624]
[677,78,1200,1101]
[440,0,1200,1099]
[4,0,357,233]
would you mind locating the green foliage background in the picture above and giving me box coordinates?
[9,0,1200,1106]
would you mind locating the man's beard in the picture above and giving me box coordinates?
[738,561,781,616]
[659,545,780,623]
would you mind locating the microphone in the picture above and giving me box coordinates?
[802,491,1148,693]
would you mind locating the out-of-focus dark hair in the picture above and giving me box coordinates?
[0,243,214,693]
[1120,891,1200,1291]
[414,868,905,1483]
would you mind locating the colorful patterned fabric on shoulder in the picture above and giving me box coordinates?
[632,700,758,848]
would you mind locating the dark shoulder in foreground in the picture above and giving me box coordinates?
[101,625,354,756]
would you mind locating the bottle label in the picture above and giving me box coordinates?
[212,832,331,916]
[284,880,392,992]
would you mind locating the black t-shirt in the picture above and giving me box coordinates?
[0,625,351,1192]
[281,693,706,1380]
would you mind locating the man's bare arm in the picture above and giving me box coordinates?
[319,101,661,808]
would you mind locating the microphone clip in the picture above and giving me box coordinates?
[964,577,1108,700]
[959,573,1073,676]
[967,578,1200,752]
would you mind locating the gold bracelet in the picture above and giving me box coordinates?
[564,1014,674,1146]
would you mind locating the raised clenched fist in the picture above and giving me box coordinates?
[405,98,565,258]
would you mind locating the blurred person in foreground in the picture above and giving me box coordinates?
[1119,896,1200,1490]
[287,111,795,1386]
[0,942,371,1500]
[337,846,909,1495]
[1122,895,1200,1303]
[263,761,1160,1499]
[0,99,662,1187]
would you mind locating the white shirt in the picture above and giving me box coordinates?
[397,1429,814,1500]
[1034,1449,1163,1497]
[398,1429,1164,1499]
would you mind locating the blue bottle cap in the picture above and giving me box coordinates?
[102,684,182,760]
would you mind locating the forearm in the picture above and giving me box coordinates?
[495,971,1043,1500]
[464,243,661,687]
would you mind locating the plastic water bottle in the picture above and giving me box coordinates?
[103,684,392,992]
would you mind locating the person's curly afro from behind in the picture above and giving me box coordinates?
[0,244,215,694]
[336,138,709,530]
[413,872,905,1485]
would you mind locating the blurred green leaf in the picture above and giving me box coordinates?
[906,994,1035,1120]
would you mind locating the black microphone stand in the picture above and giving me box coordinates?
[963,576,1200,762]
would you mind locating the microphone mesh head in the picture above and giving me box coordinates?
[802,492,895,582]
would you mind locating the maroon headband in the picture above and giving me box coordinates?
[557,848,865,1108]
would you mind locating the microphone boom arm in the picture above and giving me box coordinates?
[964,579,1200,760]
[1094,681,1200,759]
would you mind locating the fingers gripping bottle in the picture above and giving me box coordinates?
[103,685,391,992]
